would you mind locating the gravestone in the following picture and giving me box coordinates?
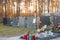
[53,16,60,26]
[19,17,25,28]
[40,16,51,26]
[27,17,36,28]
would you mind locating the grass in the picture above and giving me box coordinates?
[0,25,35,37]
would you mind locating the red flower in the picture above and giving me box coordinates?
[32,35,35,40]
[23,34,29,40]
[56,23,60,29]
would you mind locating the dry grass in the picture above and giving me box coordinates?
[0,25,35,37]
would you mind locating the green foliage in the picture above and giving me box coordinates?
[45,26,60,33]
[52,27,60,33]
[45,26,50,31]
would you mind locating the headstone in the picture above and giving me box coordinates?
[11,17,17,26]
[3,17,7,25]
[53,16,60,26]
[27,17,36,28]
[40,16,51,26]
[19,17,25,28]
